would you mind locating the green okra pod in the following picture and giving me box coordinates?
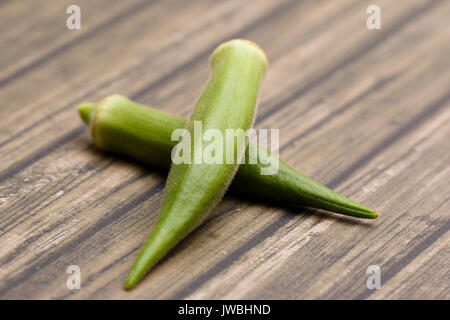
[124,39,267,289]
[79,100,377,220]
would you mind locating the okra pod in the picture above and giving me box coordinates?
[124,39,267,289]
[79,97,377,220]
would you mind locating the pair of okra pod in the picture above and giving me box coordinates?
[78,39,377,289]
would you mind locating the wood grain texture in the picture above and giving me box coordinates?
[0,0,448,299]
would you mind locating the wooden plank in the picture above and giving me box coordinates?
[0,0,448,299]
[0,0,146,82]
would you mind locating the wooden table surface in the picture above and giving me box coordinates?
[0,0,449,300]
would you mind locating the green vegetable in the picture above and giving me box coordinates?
[79,101,377,221]
[78,39,377,289]
[125,39,267,289]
